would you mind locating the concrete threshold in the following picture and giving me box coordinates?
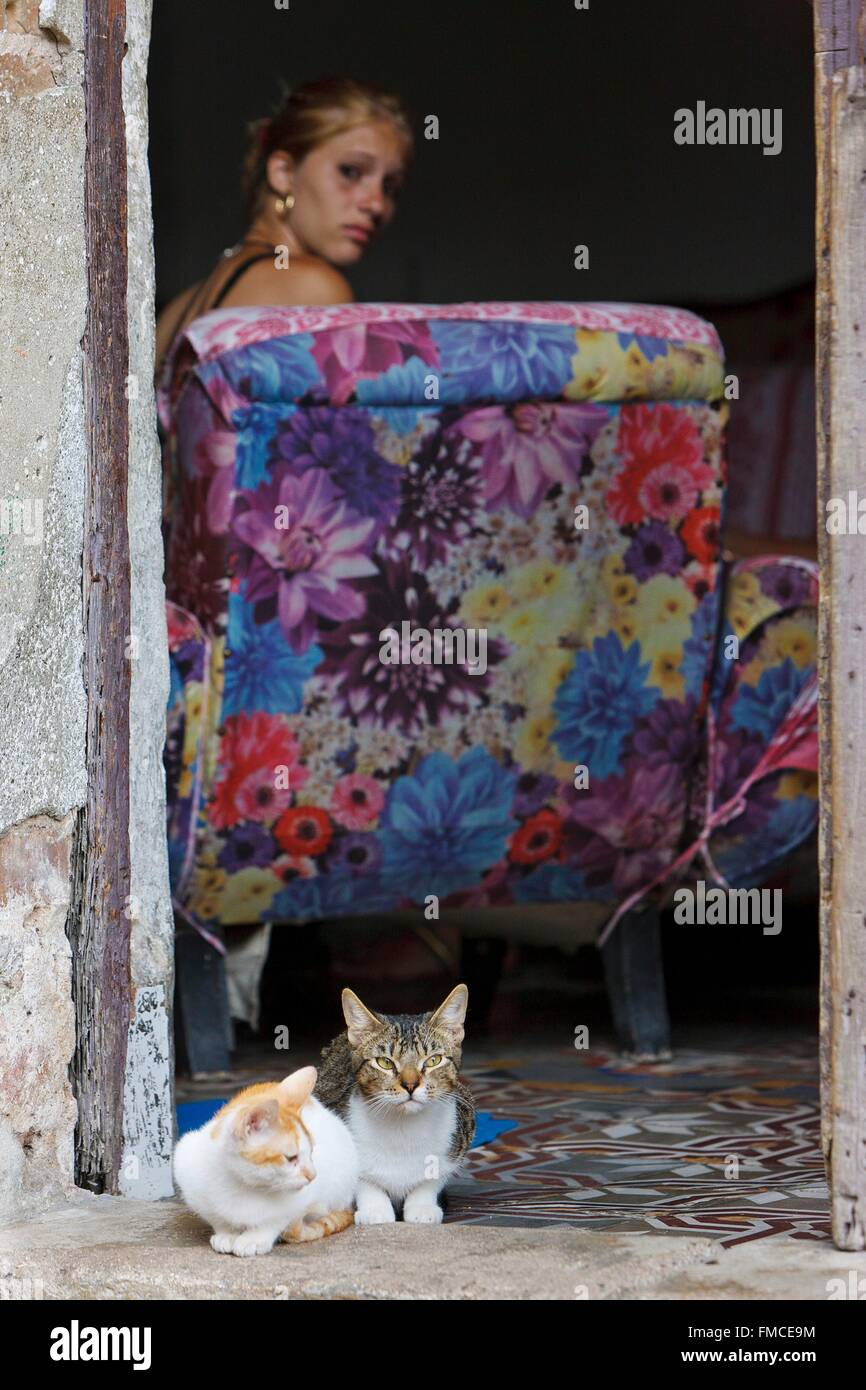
[0,1195,863,1300]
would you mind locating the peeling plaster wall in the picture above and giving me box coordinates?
[0,0,174,1216]
[0,0,88,1216]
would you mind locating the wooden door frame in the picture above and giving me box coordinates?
[71,0,866,1240]
[815,0,866,1249]
[70,0,132,1193]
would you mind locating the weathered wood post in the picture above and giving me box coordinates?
[815,0,866,1249]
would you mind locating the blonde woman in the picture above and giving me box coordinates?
[156,76,413,374]
[158,77,412,1037]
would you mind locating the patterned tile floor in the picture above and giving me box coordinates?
[448,1036,829,1245]
[177,973,828,1248]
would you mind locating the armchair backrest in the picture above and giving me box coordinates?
[159,301,729,931]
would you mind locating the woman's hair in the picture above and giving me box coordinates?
[242,76,414,221]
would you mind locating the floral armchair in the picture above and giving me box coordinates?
[158,302,817,1064]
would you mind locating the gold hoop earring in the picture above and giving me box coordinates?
[275,192,295,216]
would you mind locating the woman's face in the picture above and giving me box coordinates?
[277,120,408,265]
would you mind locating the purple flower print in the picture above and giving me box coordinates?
[564,759,686,893]
[512,770,557,819]
[711,727,776,835]
[217,823,278,873]
[455,402,607,520]
[272,408,401,528]
[329,833,382,876]
[319,558,501,736]
[630,697,700,771]
[232,465,377,653]
[383,423,485,568]
[624,521,685,581]
[757,564,812,608]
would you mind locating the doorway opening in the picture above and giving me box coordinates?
[144,0,848,1251]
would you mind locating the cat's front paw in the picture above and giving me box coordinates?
[210,1231,236,1254]
[231,1229,278,1257]
[354,1197,396,1225]
[403,1200,443,1225]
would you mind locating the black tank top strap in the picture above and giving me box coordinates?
[210,247,278,309]
[166,243,278,353]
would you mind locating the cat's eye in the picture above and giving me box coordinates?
[374,1056,396,1071]
[423,1054,444,1069]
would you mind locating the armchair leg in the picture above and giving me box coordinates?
[175,927,233,1077]
[460,935,507,1030]
[599,904,671,1060]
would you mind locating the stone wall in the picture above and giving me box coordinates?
[0,0,173,1217]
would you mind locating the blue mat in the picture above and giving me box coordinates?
[176,1099,516,1147]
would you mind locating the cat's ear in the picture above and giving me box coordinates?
[342,988,380,1045]
[279,1066,317,1107]
[429,983,469,1041]
[236,1097,279,1141]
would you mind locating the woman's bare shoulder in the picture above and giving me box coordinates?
[155,282,202,370]
[220,255,354,308]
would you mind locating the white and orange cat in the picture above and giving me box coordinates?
[173,1065,358,1256]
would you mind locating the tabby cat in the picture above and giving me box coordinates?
[315,983,476,1224]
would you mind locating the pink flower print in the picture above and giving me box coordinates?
[232,466,378,652]
[311,321,438,405]
[331,774,386,829]
[638,462,700,523]
[457,402,606,519]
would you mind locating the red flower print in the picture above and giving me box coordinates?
[275,806,333,857]
[605,404,713,527]
[210,712,308,829]
[509,810,563,864]
[681,506,721,565]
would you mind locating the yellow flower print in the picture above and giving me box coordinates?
[515,713,557,770]
[186,684,205,726]
[600,553,627,583]
[634,575,695,655]
[642,574,697,626]
[766,618,816,670]
[729,604,754,639]
[177,678,206,798]
[178,758,194,801]
[738,656,767,687]
[194,894,223,921]
[612,609,639,647]
[194,866,226,897]
[665,345,725,401]
[501,603,563,646]
[511,559,568,604]
[607,574,638,606]
[189,865,227,920]
[460,581,513,627]
[566,332,620,398]
[777,770,818,801]
[617,347,657,401]
[218,867,280,924]
[731,570,761,602]
[649,649,685,701]
[564,332,723,404]
[526,648,575,706]
[568,332,656,400]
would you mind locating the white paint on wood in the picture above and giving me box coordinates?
[120,987,174,1200]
